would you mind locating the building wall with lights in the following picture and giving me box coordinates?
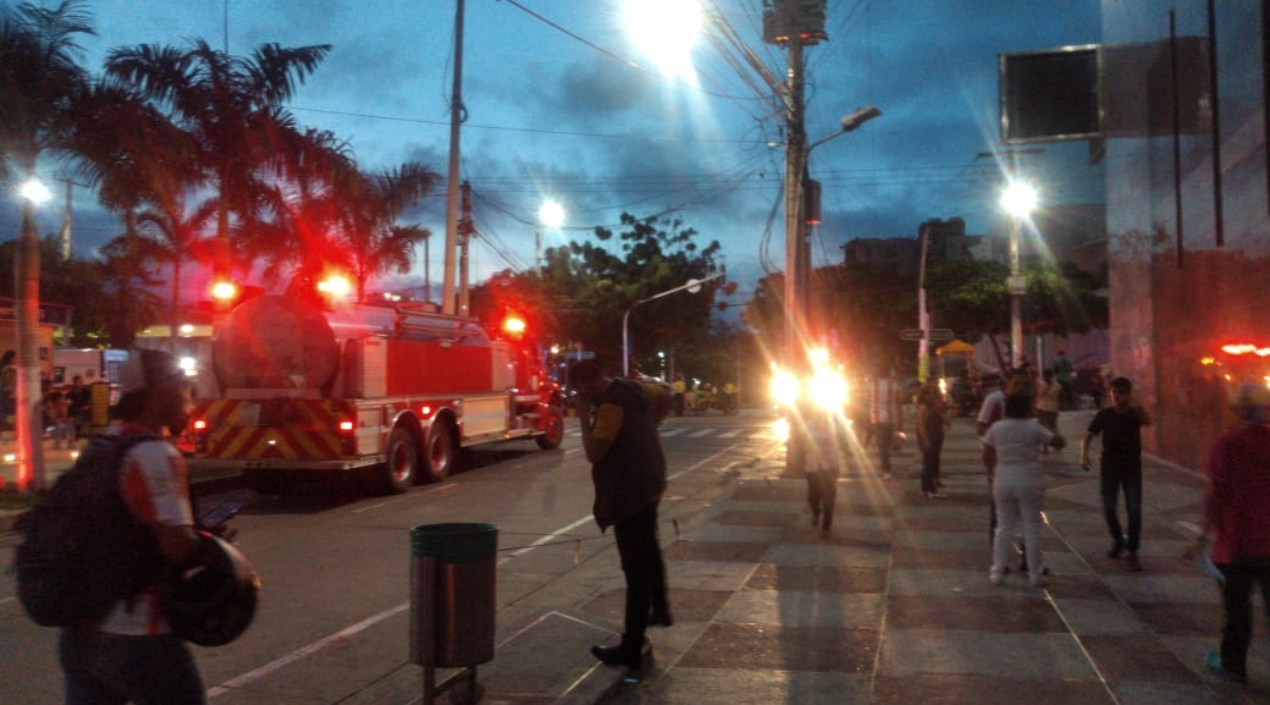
[1102,1,1269,469]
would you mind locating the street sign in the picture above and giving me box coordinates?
[900,328,955,343]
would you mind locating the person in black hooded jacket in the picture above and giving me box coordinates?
[568,360,671,671]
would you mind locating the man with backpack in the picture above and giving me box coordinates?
[21,349,210,703]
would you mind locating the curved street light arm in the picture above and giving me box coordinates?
[622,272,724,377]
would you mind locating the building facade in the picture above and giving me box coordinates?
[1101,1,1269,469]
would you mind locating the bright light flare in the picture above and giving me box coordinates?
[211,281,238,301]
[538,200,565,228]
[622,0,701,82]
[20,178,52,204]
[769,368,800,407]
[808,368,848,411]
[771,417,790,444]
[317,275,352,298]
[503,315,527,336]
[1000,181,1038,217]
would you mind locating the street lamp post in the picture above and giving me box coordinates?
[622,273,723,377]
[1000,180,1037,369]
[16,178,51,493]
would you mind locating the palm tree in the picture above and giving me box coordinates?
[66,81,205,348]
[135,191,217,351]
[238,126,358,292]
[0,0,94,491]
[104,39,332,283]
[340,162,441,302]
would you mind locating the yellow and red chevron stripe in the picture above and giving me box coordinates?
[197,398,353,461]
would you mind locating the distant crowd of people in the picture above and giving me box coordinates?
[0,348,103,448]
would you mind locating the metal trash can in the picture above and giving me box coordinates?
[410,523,498,668]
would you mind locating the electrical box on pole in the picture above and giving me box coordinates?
[803,179,821,225]
[762,0,828,46]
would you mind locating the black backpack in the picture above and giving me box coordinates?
[14,433,164,628]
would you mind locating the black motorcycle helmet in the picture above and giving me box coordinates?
[164,532,260,647]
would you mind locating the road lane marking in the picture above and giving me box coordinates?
[688,429,713,438]
[351,482,458,514]
[499,515,595,565]
[207,602,410,699]
[719,428,743,438]
[659,428,687,437]
[210,441,740,698]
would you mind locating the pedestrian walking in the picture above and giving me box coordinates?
[1035,369,1061,448]
[1052,349,1075,410]
[1187,384,1270,684]
[797,401,842,537]
[978,368,1032,533]
[982,393,1066,587]
[672,374,686,417]
[1080,376,1152,572]
[916,381,948,497]
[868,370,903,479]
[56,350,212,703]
[568,360,672,671]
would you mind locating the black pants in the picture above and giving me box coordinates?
[1216,557,1270,679]
[873,422,894,473]
[805,470,836,530]
[920,434,944,493]
[1101,471,1142,553]
[613,501,669,655]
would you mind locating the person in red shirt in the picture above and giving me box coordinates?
[1191,383,1270,684]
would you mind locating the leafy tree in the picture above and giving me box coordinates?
[471,212,731,375]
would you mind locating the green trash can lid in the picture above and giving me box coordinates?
[411,522,498,563]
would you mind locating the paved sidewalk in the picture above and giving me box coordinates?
[395,411,1263,705]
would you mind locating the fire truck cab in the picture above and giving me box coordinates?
[189,295,565,495]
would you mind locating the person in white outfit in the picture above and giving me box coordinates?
[982,393,1066,586]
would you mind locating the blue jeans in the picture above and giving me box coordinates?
[1100,472,1142,553]
[1216,557,1270,679]
[60,629,206,705]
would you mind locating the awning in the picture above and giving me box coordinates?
[936,339,975,355]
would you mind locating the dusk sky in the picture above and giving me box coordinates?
[18,0,1105,302]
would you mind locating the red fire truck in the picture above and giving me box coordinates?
[187,294,565,495]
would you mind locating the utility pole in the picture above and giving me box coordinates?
[458,180,473,317]
[53,176,87,260]
[440,0,466,315]
[782,37,807,377]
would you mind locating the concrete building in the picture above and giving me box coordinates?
[1100,2,1269,470]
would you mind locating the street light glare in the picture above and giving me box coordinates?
[622,0,701,82]
[1001,181,1038,216]
[19,178,52,204]
[538,200,565,229]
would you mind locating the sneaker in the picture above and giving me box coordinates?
[1205,651,1247,683]
[1108,539,1125,559]
[648,610,673,628]
[989,570,1003,586]
[1126,553,1142,572]
[924,491,945,499]
[1029,575,1049,588]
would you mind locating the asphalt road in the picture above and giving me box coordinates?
[0,410,779,704]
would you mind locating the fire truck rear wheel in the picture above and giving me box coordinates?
[422,420,456,482]
[378,426,420,494]
[535,406,565,450]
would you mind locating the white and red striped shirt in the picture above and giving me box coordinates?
[98,427,194,636]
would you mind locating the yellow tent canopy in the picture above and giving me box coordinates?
[936,339,975,356]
